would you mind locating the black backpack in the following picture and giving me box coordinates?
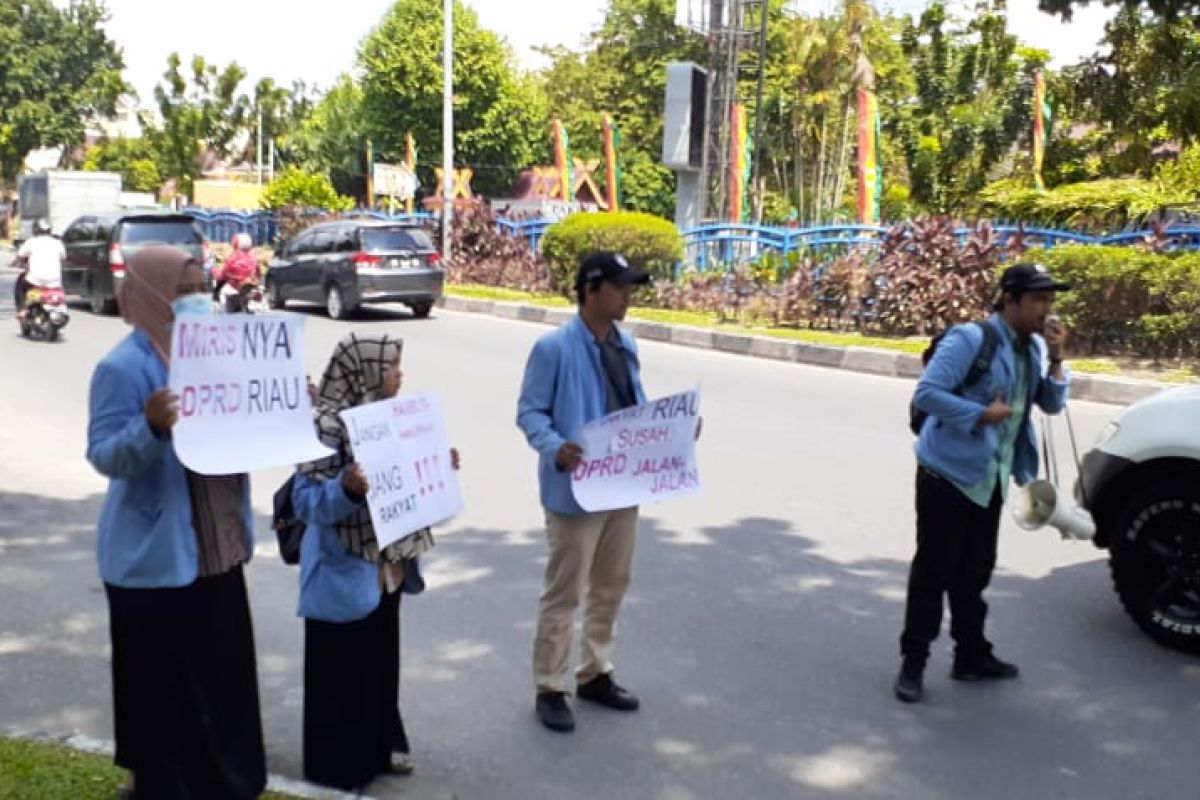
[272,474,304,565]
[908,320,1000,435]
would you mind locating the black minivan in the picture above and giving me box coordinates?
[61,212,210,314]
[265,220,444,319]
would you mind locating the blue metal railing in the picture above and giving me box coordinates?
[181,208,1200,268]
[182,208,435,246]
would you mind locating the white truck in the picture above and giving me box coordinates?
[15,171,122,245]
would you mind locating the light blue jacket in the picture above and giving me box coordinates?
[86,330,254,588]
[914,314,1070,488]
[293,471,425,624]
[517,315,648,516]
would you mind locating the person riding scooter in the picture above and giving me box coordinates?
[14,218,65,318]
[213,233,260,312]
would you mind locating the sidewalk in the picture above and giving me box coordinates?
[439,295,1169,407]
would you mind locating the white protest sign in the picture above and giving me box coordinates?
[340,391,463,550]
[571,388,701,513]
[168,312,332,474]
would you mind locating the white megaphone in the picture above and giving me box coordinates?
[1012,480,1096,540]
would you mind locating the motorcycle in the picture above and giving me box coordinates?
[19,283,71,342]
[216,280,268,314]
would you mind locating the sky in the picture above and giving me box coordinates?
[99,0,1115,106]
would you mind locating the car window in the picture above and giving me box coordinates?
[119,220,202,246]
[310,231,335,254]
[362,227,435,252]
[335,228,358,253]
[285,234,311,256]
[64,219,97,244]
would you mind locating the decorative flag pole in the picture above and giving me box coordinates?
[404,132,417,214]
[602,114,620,212]
[729,104,748,223]
[856,88,881,224]
[365,139,374,210]
[1033,71,1049,192]
[552,119,573,204]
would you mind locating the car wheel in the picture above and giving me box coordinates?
[409,300,433,319]
[1110,476,1200,654]
[326,284,353,320]
[266,278,286,310]
[89,281,117,315]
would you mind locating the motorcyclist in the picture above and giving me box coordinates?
[14,219,65,319]
[213,232,259,312]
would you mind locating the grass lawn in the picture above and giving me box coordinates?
[0,736,300,800]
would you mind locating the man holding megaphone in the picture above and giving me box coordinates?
[895,263,1072,704]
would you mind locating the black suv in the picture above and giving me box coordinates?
[265,220,444,320]
[61,212,210,314]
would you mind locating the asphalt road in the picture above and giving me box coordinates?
[1,286,1197,800]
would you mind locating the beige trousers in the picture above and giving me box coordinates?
[532,507,639,693]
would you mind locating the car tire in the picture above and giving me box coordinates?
[326,284,354,320]
[1109,476,1200,654]
[409,300,433,319]
[89,280,117,316]
[266,278,286,310]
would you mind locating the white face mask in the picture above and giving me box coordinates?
[171,293,213,316]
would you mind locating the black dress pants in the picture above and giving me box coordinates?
[900,466,1002,664]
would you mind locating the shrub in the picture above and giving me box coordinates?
[976,177,1191,232]
[1035,245,1200,358]
[541,211,684,293]
[869,218,1003,336]
[447,203,551,292]
[260,168,354,212]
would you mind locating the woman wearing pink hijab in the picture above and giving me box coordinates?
[86,246,266,798]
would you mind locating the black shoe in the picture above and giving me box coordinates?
[952,653,1019,681]
[576,673,640,712]
[894,658,925,703]
[536,691,576,732]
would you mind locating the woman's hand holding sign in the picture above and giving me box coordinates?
[145,388,180,436]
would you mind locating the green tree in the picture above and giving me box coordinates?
[260,167,353,211]
[0,0,126,184]
[144,53,251,197]
[895,1,1046,212]
[358,0,548,197]
[539,0,703,218]
[1037,0,1199,20]
[83,138,162,193]
[1055,7,1200,175]
[286,75,368,200]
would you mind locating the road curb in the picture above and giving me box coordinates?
[1,728,371,800]
[438,295,1172,406]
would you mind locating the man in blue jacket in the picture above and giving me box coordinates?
[896,263,1072,704]
[517,251,651,733]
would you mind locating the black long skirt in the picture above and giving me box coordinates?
[105,566,267,800]
[303,589,409,791]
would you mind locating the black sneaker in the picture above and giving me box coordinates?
[536,691,576,732]
[576,673,640,712]
[952,653,1019,681]
[894,658,925,703]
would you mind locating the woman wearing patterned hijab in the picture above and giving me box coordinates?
[86,246,266,798]
[294,332,453,791]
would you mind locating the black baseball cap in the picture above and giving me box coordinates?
[999,262,1072,294]
[575,251,652,291]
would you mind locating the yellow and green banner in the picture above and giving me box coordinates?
[602,114,621,212]
[1033,71,1051,192]
[552,118,573,203]
[404,132,417,214]
[856,89,882,224]
[729,103,751,223]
